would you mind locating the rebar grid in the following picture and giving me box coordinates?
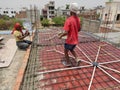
[35,42,120,90]
[20,28,120,90]
[20,30,39,90]
[37,29,100,46]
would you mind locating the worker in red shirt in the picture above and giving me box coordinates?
[59,3,81,66]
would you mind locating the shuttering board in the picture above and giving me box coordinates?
[0,39,17,68]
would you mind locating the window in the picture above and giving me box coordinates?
[3,11,6,13]
[11,11,13,13]
[3,11,8,13]
[116,14,120,21]
[51,11,54,14]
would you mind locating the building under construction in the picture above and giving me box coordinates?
[11,15,120,90]
[0,0,120,90]
[14,1,120,89]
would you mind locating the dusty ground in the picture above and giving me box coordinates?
[0,34,26,90]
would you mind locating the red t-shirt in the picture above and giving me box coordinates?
[63,16,81,45]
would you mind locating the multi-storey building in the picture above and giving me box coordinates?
[42,1,55,19]
[0,8,19,17]
[102,0,120,22]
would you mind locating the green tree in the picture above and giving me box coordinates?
[52,16,65,26]
[0,15,10,20]
[41,18,49,27]
[0,15,23,30]
[8,19,23,30]
[0,19,6,30]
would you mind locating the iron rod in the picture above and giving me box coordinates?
[47,49,91,65]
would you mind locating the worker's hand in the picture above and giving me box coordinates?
[25,31,30,36]
[58,33,62,39]
[58,36,62,39]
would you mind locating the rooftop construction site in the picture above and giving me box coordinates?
[0,19,120,90]
[17,24,120,90]
[0,0,120,90]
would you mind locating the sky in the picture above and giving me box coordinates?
[0,0,108,10]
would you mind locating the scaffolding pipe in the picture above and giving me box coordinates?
[94,44,107,62]
[94,46,101,62]
[98,66,120,84]
[36,65,92,75]
[54,49,92,65]
[76,46,92,63]
[99,65,120,74]
[101,47,119,60]
[88,67,96,90]
[93,43,119,61]
[47,49,91,65]
[99,59,120,65]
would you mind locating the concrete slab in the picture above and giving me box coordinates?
[0,39,17,68]
[0,34,27,90]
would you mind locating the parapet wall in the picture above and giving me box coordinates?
[82,19,100,33]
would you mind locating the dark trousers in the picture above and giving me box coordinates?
[16,40,32,50]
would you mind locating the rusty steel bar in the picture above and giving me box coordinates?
[47,49,92,65]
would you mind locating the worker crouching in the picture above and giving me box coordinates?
[13,23,32,50]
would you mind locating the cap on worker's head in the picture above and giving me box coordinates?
[69,3,79,14]
[14,22,21,30]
